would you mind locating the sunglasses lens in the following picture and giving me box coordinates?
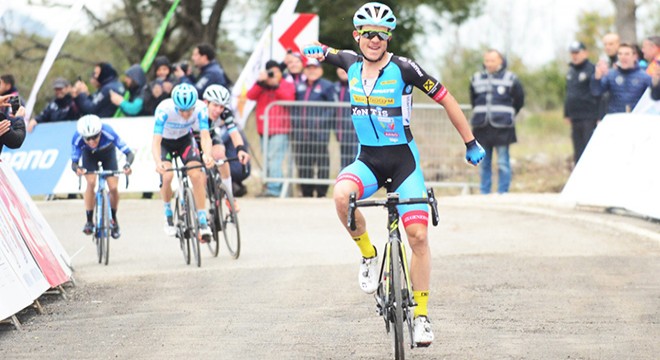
[360,31,390,40]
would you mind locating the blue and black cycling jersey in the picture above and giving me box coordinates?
[323,48,448,147]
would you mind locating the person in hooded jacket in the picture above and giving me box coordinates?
[143,56,176,115]
[469,49,525,194]
[110,64,149,116]
[74,62,125,118]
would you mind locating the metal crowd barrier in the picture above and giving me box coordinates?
[260,100,478,198]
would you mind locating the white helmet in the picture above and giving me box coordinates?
[353,2,397,30]
[203,84,231,107]
[77,114,102,138]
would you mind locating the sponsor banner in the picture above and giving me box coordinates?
[1,117,161,195]
[0,163,71,287]
[561,113,660,219]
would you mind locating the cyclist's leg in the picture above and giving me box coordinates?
[80,151,98,233]
[211,142,233,196]
[334,160,379,238]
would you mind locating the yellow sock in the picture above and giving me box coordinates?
[413,290,429,318]
[352,232,376,258]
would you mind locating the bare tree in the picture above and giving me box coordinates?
[611,0,637,43]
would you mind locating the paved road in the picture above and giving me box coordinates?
[1,194,659,359]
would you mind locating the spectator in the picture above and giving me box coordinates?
[177,43,231,97]
[633,43,648,71]
[651,62,660,101]
[74,62,125,118]
[469,49,525,194]
[641,36,660,76]
[143,56,175,115]
[334,67,357,169]
[27,77,80,133]
[291,58,336,198]
[0,95,26,155]
[283,50,307,91]
[0,74,22,118]
[602,33,621,67]
[110,64,149,116]
[591,43,652,114]
[246,59,295,197]
[564,41,600,165]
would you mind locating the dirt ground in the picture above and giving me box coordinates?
[1,195,659,359]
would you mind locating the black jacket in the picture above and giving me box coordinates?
[0,114,26,155]
[564,60,600,121]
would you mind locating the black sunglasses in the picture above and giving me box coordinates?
[84,134,100,141]
[358,30,392,41]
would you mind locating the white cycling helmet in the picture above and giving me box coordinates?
[77,114,102,138]
[353,2,397,30]
[203,84,231,107]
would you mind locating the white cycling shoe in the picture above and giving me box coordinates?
[412,316,434,347]
[164,216,176,237]
[358,249,379,294]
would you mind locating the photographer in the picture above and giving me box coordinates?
[246,60,295,197]
[0,94,26,155]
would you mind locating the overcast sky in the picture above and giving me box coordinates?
[4,0,657,72]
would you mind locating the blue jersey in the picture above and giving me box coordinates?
[71,123,131,163]
[323,48,448,147]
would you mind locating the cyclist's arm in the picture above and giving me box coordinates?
[316,45,357,73]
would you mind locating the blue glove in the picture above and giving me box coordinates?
[465,139,485,165]
[303,44,323,56]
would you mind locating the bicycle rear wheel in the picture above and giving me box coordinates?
[174,192,190,265]
[218,183,240,259]
[185,187,201,267]
[205,171,220,257]
[390,238,406,359]
[100,190,110,266]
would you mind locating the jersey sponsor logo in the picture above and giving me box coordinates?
[352,107,390,117]
[371,88,396,94]
[432,86,448,102]
[350,78,359,87]
[406,58,423,77]
[378,117,396,131]
[329,48,340,55]
[368,96,395,106]
[423,79,435,92]
[380,79,397,86]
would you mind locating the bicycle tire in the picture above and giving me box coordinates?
[218,183,240,259]
[101,189,110,266]
[205,171,220,257]
[390,237,406,359]
[174,192,190,265]
[94,193,102,264]
[185,187,202,267]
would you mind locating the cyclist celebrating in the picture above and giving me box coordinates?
[71,115,134,239]
[196,84,250,208]
[303,2,485,347]
[152,83,214,240]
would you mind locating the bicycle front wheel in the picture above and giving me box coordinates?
[205,171,220,257]
[174,192,190,265]
[218,183,240,259]
[185,187,201,267]
[100,190,111,266]
[390,238,406,359]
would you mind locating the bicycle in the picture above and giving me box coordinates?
[79,163,129,266]
[205,157,242,259]
[166,157,206,267]
[347,188,439,360]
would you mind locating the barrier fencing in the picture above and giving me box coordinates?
[260,101,479,197]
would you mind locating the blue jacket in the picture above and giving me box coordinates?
[292,77,336,142]
[35,94,80,123]
[590,65,652,113]
[76,77,125,118]
[191,60,230,97]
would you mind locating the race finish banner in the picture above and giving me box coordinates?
[231,0,319,129]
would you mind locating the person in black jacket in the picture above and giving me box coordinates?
[27,77,80,133]
[0,95,26,155]
[469,49,525,194]
[176,43,231,98]
[74,62,125,118]
[564,41,600,164]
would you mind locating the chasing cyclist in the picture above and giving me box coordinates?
[152,83,214,240]
[195,84,250,209]
[71,114,134,239]
[303,2,485,346]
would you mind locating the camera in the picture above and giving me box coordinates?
[9,96,20,115]
[176,61,189,74]
[267,69,275,78]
